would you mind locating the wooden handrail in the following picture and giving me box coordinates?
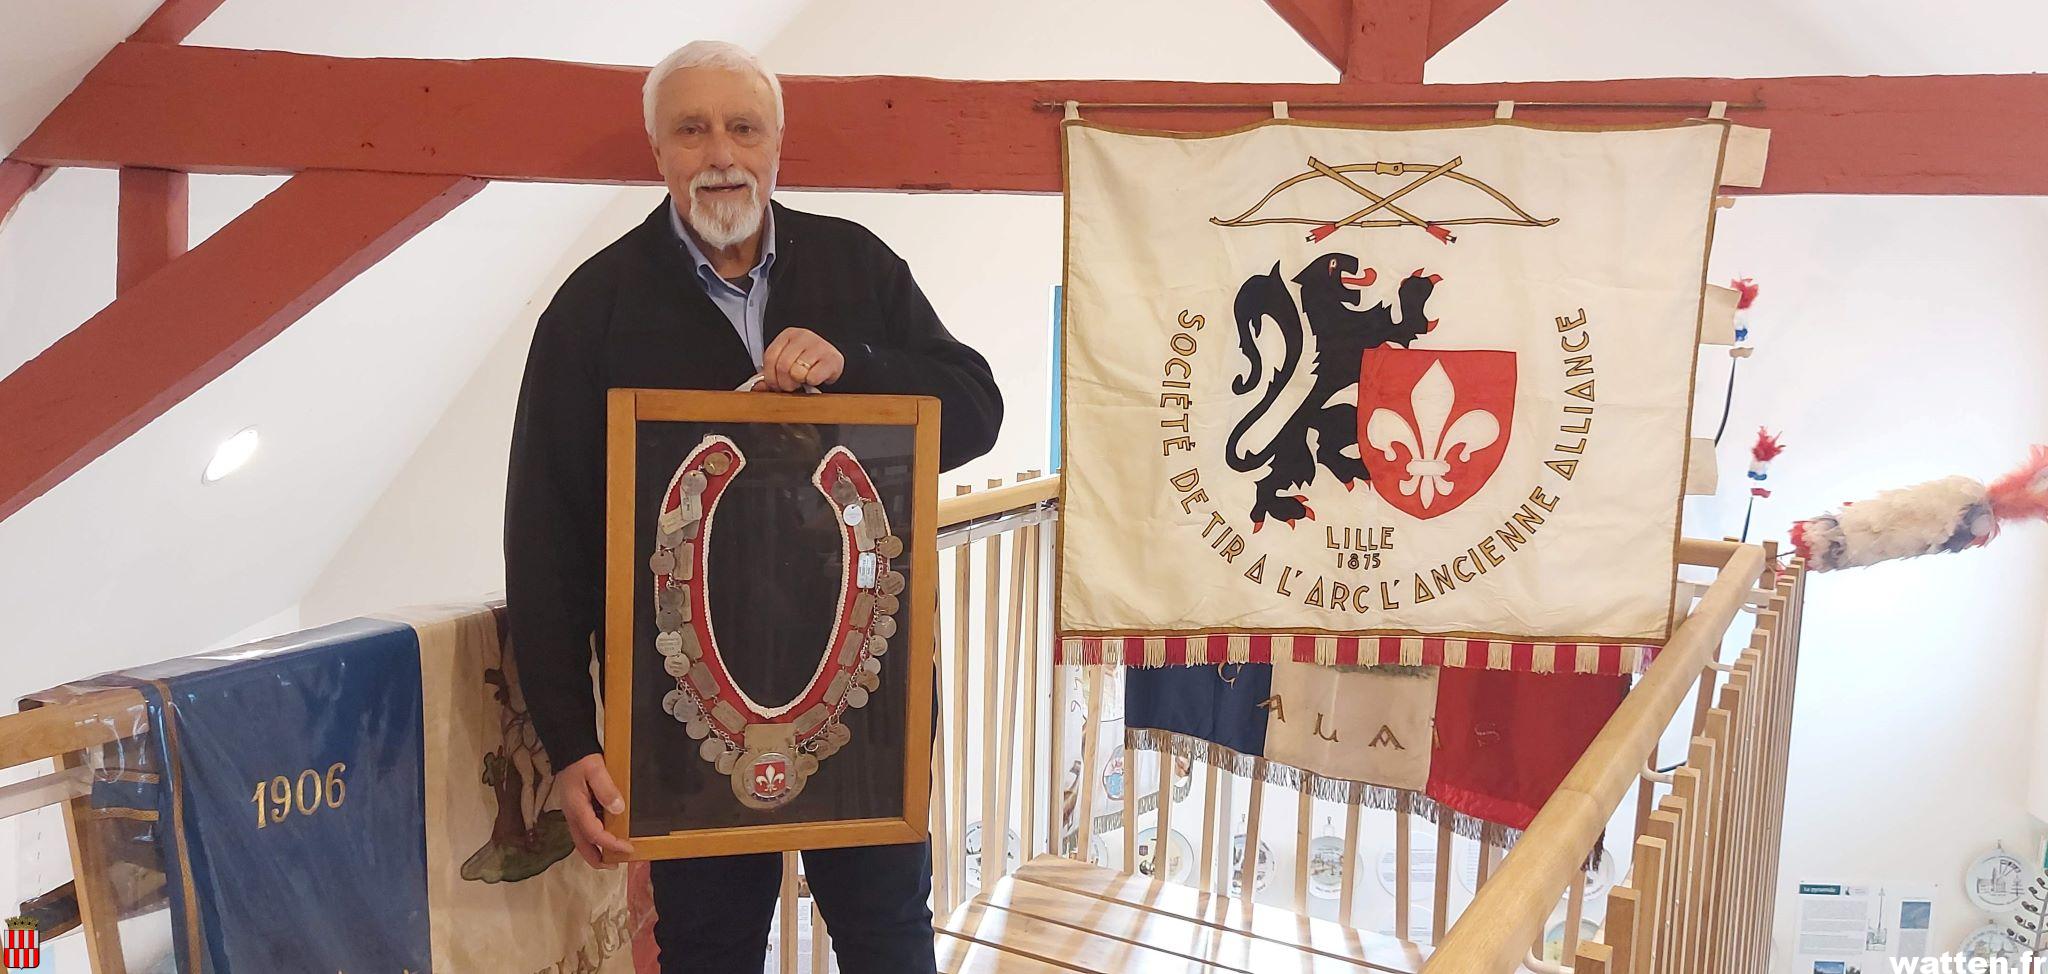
[936,478,1747,569]
[2,688,150,770]
[1424,543,1768,973]
[936,473,1058,528]
[1676,537,1743,568]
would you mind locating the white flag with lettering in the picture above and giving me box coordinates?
[1057,119,1750,668]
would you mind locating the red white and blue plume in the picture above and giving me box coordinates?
[1748,428,1785,497]
[1730,278,1760,344]
[1791,447,2048,572]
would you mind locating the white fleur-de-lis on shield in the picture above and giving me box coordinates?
[756,764,786,793]
[1365,361,1500,509]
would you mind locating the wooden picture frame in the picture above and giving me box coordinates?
[601,389,938,861]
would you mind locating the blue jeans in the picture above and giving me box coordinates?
[650,841,937,974]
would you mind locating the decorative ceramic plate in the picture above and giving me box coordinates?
[1307,835,1350,899]
[1132,827,1196,883]
[1102,745,1126,804]
[1229,833,1274,895]
[1541,919,1605,962]
[1958,923,2029,963]
[1966,848,2030,912]
[964,821,1020,889]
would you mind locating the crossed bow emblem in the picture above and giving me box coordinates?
[1212,155,1558,243]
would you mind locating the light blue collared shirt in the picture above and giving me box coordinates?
[670,201,776,368]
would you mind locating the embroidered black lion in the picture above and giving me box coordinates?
[1224,253,1439,529]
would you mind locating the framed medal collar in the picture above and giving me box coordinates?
[654,436,902,809]
[602,389,939,861]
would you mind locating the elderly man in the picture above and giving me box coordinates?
[503,39,1001,974]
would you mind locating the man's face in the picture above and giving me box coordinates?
[649,65,781,250]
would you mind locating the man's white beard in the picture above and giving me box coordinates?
[687,166,769,249]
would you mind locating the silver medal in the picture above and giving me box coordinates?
[858,552,878,588]
[871,614,897,639]
[878,570,905,596]
[700,738,725,763]
[830,477,860,506]
[842,503,864,527]
[664,653,690,678]
[861,656,883,676]
[685,717,710,740]
[656,631,684,656]
[681,470,707,495]
[877,535,903,558]
[663,688,687,717]
[649,549,675,575]
[847,685,870,709]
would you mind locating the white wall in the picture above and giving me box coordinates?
[1695,196,2048,968]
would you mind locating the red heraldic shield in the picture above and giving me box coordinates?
[1358,347,1517,520]
[4,920,40,970]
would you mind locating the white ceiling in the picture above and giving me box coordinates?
[5,0,2048,709]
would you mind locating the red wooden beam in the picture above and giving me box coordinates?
[1265,0,1509,78]
[18,43,2048,196]
[0,159,50,228]
[129,0,230,44]
[0,170,482,523]
[117,168,189,293]
[1345,1,1429,83]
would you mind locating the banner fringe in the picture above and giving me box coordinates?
[1126,727,1605,872]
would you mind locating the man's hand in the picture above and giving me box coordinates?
[759,328,845,391]
[557,753,635,868]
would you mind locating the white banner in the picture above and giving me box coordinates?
[1058,120,1740,661]
[384,603,640,974]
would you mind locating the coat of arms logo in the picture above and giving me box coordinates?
[4,916,40,970]
[1359,347,1516,519]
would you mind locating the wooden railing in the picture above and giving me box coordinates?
[1,470,1800,974]
[1426,540,1802,973]
[907,473,1802,974]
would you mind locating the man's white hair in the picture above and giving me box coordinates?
[642,40,785,137]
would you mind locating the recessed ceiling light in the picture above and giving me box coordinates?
[203,427,260,483]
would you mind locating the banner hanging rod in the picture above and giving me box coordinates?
[1035,99,1764,112]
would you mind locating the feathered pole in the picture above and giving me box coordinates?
[1790,447,2048,571]
[1740,428,1786,541]
[1713,278,1761,445]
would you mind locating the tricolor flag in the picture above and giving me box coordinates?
[1124,660,1625,842]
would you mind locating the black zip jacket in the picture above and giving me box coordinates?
[503,199,1003,769]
